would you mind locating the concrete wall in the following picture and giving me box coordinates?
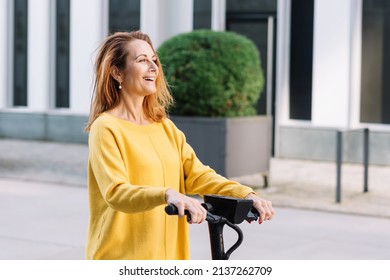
[279,126,390,165]
[0,112,88,143]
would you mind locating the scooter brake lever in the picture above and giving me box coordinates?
[245,207,259,223]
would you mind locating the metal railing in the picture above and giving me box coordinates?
[335,128,369,203]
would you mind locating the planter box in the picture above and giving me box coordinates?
[171,115,272,178]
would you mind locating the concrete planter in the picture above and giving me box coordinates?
[171,115,272,178]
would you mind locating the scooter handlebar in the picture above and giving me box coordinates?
[164,204,191,216]
[164,203,259,224]
[165,203,219,223]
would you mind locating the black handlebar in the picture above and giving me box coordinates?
[165,203,221,223]
[164,203,259,223]
[164,204,190,216]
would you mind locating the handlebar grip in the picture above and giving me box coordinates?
[165,204,179,215]
[165,204,191,219]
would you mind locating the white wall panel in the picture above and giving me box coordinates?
[311,0,354,128]
[141,0,193,48]
[70,0,104,114]
[28,0,51,111]
[0,0,8,108]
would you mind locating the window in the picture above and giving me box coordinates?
[360,0,390,124]
[227,0,276,13]
[226,0,277,116]
[13,0,28,106]
[109,0,140,33]
[193,0,211,29]
[55,0,70,108]
[289,0,314,120]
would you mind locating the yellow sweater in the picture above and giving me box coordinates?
[86,112,254,260]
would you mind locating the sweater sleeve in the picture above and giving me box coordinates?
[177,129,255,198]
[88,123,167,213]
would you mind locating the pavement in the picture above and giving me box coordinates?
[0,138,390,260]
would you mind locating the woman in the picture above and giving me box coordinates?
[85,31,274,260]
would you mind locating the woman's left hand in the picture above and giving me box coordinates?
[245,193,275,224]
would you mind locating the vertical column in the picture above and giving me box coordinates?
[363,128,369,193]
[0,0,8,108]
[28,0,51,110]
[211,0,226,31]
[336,131,343,203]
[70,0,104,114]
[274,0,292,156]
[141,0,193,48]
[311,0,354,128]
[140,0,160,44]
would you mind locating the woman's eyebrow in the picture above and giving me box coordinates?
[136,54,156,59]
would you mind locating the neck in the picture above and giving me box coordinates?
[109,94,151,125]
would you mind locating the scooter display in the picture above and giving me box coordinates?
[165,194,260,260]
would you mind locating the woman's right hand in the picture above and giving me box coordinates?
[165,189,207,224]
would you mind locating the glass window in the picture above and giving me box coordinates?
[226,0,277,116]
[289,0,314,120]
[193,0,211,30]
[227,21,269,115]
[109,0,140,33]
[226,0,276,13]
[360,0,390,124]
[55,0,70,108]
[13,0,28,107]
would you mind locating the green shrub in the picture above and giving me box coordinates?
[158,29,264,117]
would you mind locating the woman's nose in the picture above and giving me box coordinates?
[150,63,157,73]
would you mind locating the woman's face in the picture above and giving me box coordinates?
[120,39,159,97]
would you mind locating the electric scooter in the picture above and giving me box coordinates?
[165,194,260,260]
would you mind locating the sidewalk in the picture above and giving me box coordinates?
[1,138,390,260]
[1,138,389,219]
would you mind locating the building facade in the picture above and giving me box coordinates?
[0,0,389,165]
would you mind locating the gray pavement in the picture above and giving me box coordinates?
[0,138,390,260]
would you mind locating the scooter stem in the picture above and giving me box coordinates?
[207,217,243,260]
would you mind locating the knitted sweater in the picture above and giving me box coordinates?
[86,112,254,259]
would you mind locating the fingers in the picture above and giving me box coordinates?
[186,200,207,224]
[165,189,207,224]
[245,193,275,224]
[175,201,186,218]
[255,200,274,224]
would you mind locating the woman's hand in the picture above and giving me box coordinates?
[165,189,207,224]
[245,193,275,224]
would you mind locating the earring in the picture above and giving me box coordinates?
[118,82,122,90]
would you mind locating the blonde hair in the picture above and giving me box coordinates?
[84,31,173,131]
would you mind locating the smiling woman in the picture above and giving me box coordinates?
[84,31,172,130]
[104,41,159,126]
[84,31,274,260]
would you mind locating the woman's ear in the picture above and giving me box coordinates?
[110,66,122,83]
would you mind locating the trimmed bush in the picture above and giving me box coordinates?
[158,29,264,117]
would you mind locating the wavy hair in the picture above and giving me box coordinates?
[84,31,173,131]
